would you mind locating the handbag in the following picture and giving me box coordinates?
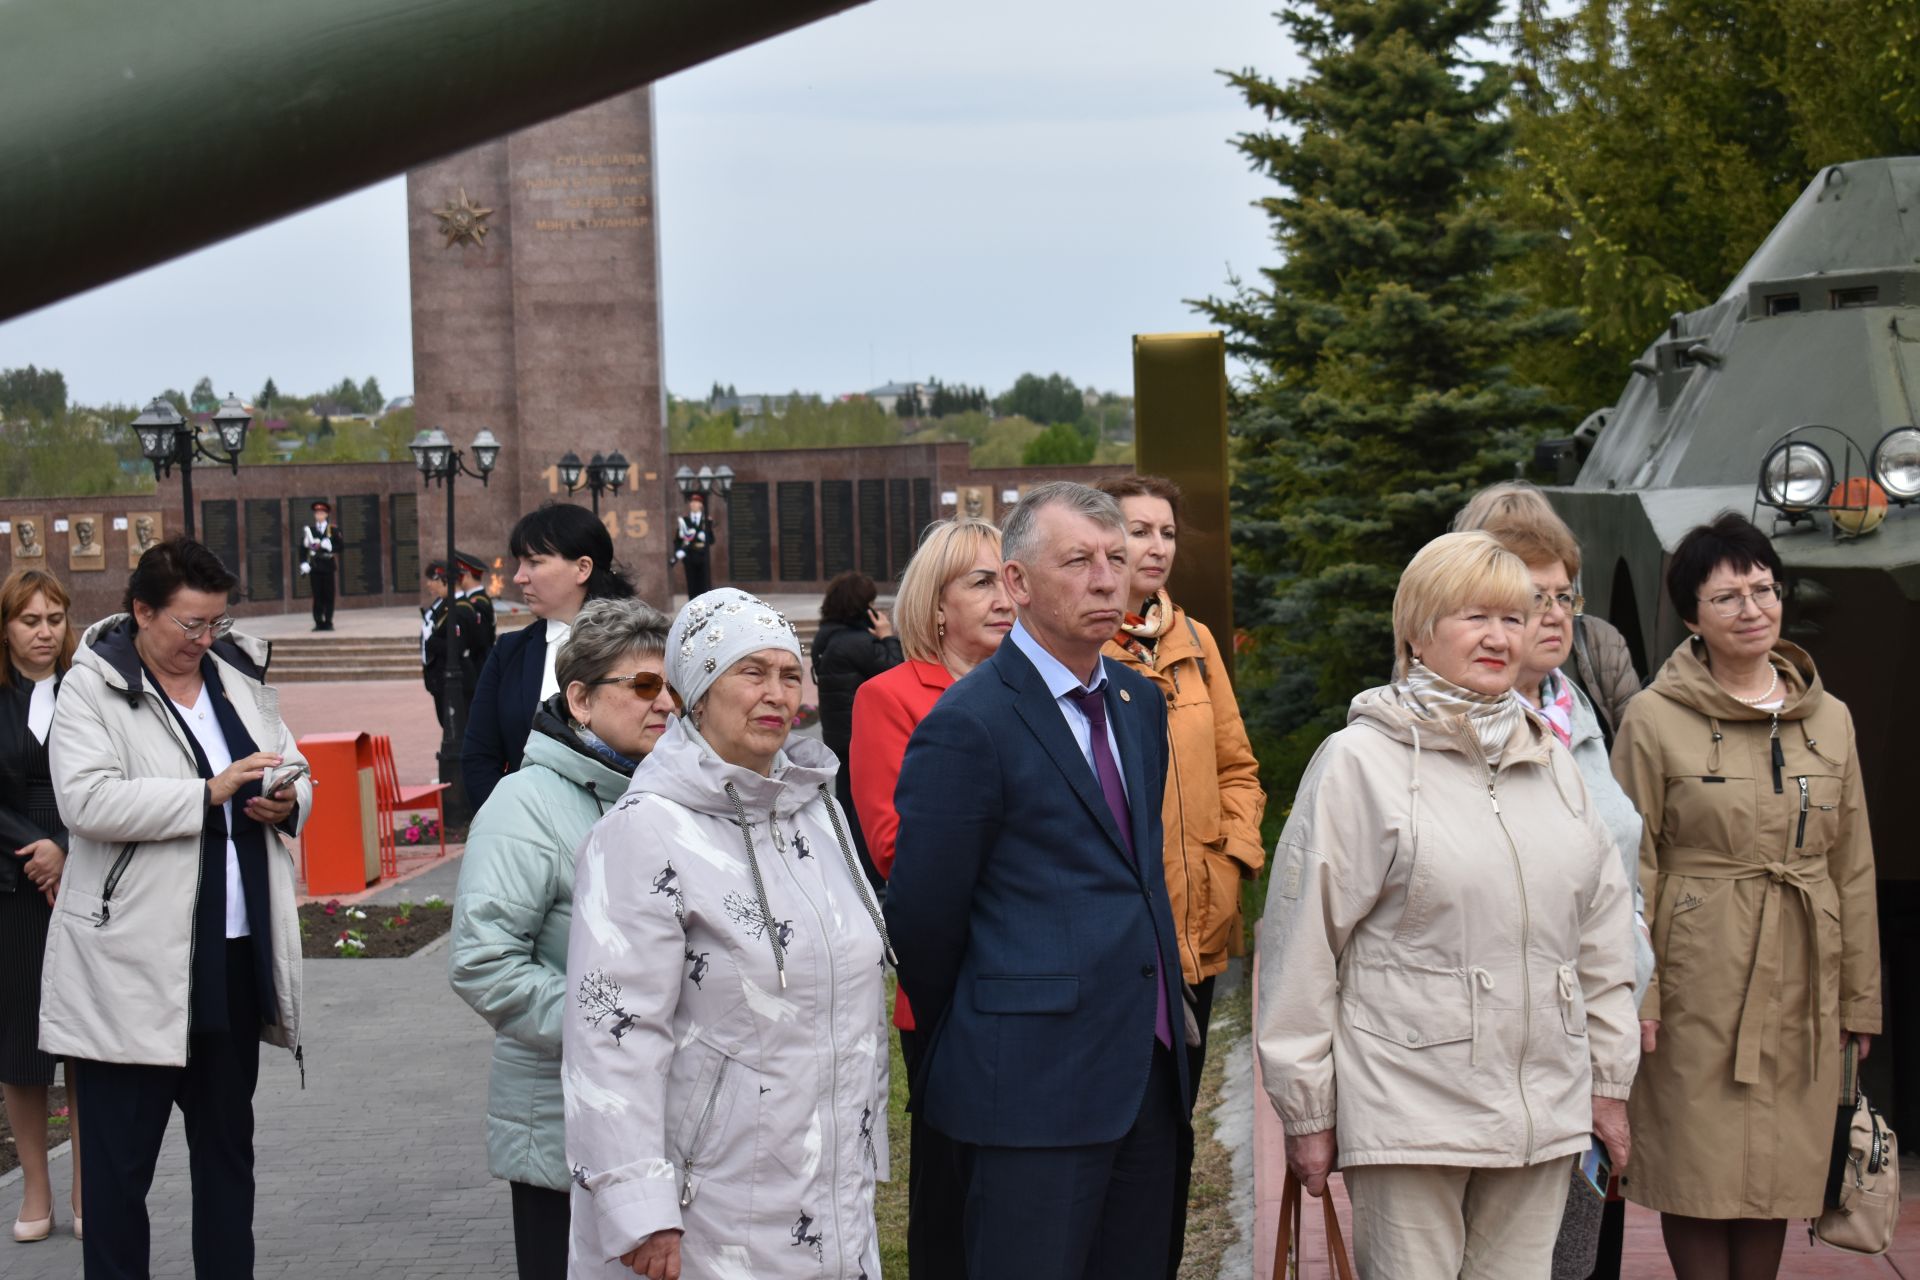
[1271,1169,1356,1280]
[1812,1040,1900,1256]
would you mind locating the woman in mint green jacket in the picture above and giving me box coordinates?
[450,599,677,1280]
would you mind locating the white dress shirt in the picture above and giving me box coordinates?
[1006,619,1127,800]
[27,674,55,744]
[170,685,250,938]
[539,618,572,701]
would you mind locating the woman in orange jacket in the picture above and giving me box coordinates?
[1096,474,1266,1279]
[848,516,1011,1280]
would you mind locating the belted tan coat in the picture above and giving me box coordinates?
[1611,637,1881,1220]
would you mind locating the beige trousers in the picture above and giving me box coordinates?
[1342,1159,1571,1280]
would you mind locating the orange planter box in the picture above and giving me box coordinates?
[299,732,380,896]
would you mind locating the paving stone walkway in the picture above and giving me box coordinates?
[4,940,514,1279]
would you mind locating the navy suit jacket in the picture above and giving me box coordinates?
[461,621,545,810]
[885,637,1185,1148]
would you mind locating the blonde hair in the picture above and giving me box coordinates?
[895,518,1003,664]
[1452,481,1583,577]
[1392,531,1534,679]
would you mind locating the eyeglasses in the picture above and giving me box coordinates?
[1531,591,1585,617]
[164,611,235,641]
[1698,583,1787,618]
[591,671,684,711]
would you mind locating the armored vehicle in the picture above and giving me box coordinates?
[1544,157,1920,1120]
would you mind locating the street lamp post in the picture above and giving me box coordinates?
[557,449,631,516]
[410,425,502,827]
[130,393,252,540]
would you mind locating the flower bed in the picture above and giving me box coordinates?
[299,894,453,959]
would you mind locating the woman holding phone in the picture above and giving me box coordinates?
[41,536,312,1279]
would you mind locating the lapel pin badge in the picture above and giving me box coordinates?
[1118,689,1131,702]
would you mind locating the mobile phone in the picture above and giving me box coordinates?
[265,762,309,796]
[1579,1137,1612,1198]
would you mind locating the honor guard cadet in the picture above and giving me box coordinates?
[421,560,483,730]
[672,491,714,597]
[454,549,497,668]
[300,500,338,631]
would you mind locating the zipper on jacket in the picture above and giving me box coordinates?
[1487,772,1537,1161]
[92,842,138,926]
[1796,776,1809,849]
[1769,714,1784,794]
[679,1057,731,1207]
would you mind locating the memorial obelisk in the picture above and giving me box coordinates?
[407,86,668,605]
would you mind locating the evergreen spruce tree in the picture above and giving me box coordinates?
[1195,0,1571,792]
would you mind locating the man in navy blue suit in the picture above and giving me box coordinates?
[887,481,1187,1280]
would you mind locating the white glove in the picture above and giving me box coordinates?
[675,549,686,562]
[299,561,310,576]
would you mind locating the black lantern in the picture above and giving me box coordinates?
[126,392,249,540]
[557,446,628,514]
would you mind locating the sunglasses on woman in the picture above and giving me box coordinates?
[590,670,684,711]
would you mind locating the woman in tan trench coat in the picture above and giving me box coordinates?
[1612,513,1880,1277]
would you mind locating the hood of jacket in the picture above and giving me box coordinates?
[1346,681,1556,771]
[626,714,841,820]
[521,695,636,804]
[1645,636,1823,722]
[75,613,270,699]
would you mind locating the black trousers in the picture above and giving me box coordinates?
[899,1027,968,1280]
[509,1181,571,1280]
[956,1041,1182,1280]
[74,939,261,1280]
[682,553,710,598]
[1166,973,1217,1278]
[310,565,336,627]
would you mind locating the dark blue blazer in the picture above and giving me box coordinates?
[462,622,546,810]
[885,637,1185,1148]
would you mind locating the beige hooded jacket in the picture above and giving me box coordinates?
[41,615,310,1068]
[1255,684,1639,1170]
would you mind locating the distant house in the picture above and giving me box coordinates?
[711,393,796,421]
[383,395,414,415]
[865,381,929,415]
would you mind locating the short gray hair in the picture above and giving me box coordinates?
[555,597,674,693]
[1000,481,1124,566]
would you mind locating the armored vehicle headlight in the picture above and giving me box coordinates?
[1760,442,1833,512]
[1871,427,1920,502]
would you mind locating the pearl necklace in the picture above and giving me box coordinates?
[1729,663,1780,706]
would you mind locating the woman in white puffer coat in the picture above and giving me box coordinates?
[564,589,893,1280]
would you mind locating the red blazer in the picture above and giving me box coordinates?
[850,658,954,1030]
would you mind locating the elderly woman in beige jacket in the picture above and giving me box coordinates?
[1255,532,1639,1280]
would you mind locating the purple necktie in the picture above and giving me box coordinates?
[1066,685,1172,1049]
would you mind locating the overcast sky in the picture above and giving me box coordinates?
[0,0,1296,408]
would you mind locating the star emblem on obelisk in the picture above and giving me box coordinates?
[433,187,495,249]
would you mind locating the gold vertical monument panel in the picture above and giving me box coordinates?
[1132,331,1233,680]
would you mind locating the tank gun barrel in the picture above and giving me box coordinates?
[0,0,868,321]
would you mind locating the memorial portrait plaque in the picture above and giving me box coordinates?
[199,502,241,602]
[888,479,911,580]
[336,493,384,596]
[728,481,771,582]
[391,493,420,588]
[821,480,855,579]
[961,486,989,521]
[10,517,45,560]
[67,513,106,572]
[912,478,933,545]
[288,496,328,600]
[857,479,887,580]
[245,498,286,601]
[127,511,164,568]
[777,481,817,582]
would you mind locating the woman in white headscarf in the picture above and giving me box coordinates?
[563,588,894,1279]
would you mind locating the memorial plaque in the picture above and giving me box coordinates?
[858,479,887,580]
[777,481,817,582]
[336,493,384,596]
[201,500,242,603]
[288,496,329,600]
[912,478,933,548]
[391,493,420,587]
[728,481,771,582]
[245,499,286,602]
[887,479,911,581]
[821,480,855,579]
